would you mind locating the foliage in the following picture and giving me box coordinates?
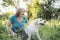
[27,0,44,20]
[2,0,20,8]
[2,0,29,8]
[27,0,59,20]
[0,24,11,40]
[0,0,60,40]
[0,11,14,25]
[39,20,60,40]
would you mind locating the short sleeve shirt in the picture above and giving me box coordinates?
[9,15,28,32]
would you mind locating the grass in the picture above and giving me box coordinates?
[39,20,60,40]
[0,19,60,40]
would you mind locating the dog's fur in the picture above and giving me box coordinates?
[25,18,45,40]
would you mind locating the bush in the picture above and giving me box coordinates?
[39,20,60,40]
[0,25,11,40]
[0,11,14,40]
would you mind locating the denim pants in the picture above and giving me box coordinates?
[12,27,28,40]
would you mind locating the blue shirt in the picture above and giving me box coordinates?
[9,15,28,32]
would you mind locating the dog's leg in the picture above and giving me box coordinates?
[36,32,41,40]
[27,33,31,40]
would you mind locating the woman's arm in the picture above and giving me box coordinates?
[25,22,30,28]
[6,21,12,30]
[6,16,14,28]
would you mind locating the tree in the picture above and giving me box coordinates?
[42,0,56,20]
[27,0,56,20]
[2,0,20,8]
[2,0,30,9]
[27,0,45,20]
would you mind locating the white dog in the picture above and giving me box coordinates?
[25,18,46,40]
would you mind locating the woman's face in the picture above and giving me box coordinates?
[19,9,25,17]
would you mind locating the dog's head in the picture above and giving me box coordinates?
[35,18,46,26]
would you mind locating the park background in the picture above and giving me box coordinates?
[0,0,60,40]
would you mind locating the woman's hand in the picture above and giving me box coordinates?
[6,21,12,31]
[24,22,29,29]
[26,22,30,26]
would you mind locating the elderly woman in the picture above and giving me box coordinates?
[6,8,29,40]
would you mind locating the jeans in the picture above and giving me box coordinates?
[12,27,28,40]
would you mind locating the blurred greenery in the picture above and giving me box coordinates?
[27,0,44,20]
[27,0,60,20]
[0,0,60,40]
[39,20,60,40]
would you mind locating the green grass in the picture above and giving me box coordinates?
[39,20,60,40]
[0,19,60,40]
